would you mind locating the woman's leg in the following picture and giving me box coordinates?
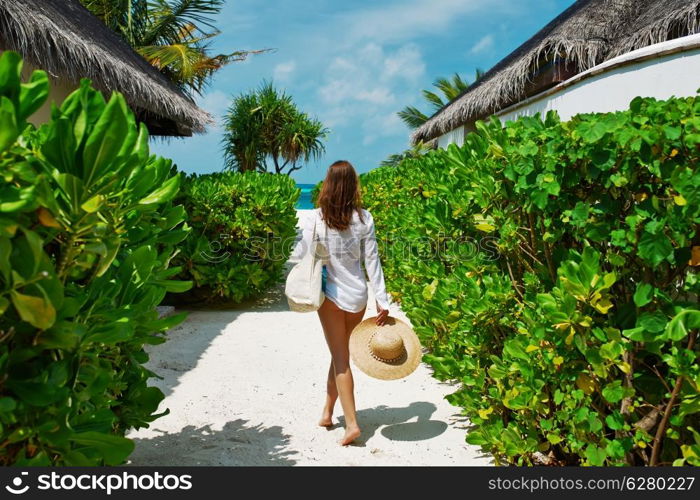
[317,298,365,445]
[319,307,365,427]
[319,360,337,427]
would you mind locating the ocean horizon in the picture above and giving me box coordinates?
[296,183,316,210]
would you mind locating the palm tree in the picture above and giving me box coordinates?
[222,82,328,175]
[381,70,484,168]
[81,0,265,96]
[399,70,485,129]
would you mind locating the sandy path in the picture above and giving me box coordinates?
[126,211,491,466]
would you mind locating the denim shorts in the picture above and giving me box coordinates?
[321,265,328,293]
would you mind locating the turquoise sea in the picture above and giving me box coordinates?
[296,183,316,210]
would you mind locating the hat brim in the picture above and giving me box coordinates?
[349,316,422,380]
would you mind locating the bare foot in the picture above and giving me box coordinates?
[339,425,361,446]
[319,410,333,427]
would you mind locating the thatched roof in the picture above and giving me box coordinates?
[412,0,700,143]
[0,0,212,136]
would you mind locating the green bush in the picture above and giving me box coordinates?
[310,180,322,207]
[0,52,190,465]
[361,94,700,466]
[171,171,299,302]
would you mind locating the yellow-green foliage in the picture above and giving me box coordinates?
[0,52,190,465]
[173,171,299,302]
[362,94,700,466]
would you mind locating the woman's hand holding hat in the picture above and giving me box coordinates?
[375,302,389,326]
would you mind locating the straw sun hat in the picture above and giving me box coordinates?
[349,316,422,380]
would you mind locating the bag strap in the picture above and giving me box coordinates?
[314,209,329,263]
[311,210,318,242]
[317,209,326,242]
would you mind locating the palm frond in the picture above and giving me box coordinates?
[398,106,429,129]
[398,71,479,130]
[433,73,470,101]
[422,89,447,112]
[142,0,223,46]
[82,0,266,95]
[380,141,432,167]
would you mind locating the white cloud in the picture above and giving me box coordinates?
[345,0,500,44]
[355,88,395,105]
[307,1,498,147]
[197,90,231,130]
[382,44,426,82]
[273,60,297,82]
[469,34,494,55]
[364,112,406,144]
[317,42,424,145]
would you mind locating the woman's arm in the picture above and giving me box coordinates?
[362,211,391,322]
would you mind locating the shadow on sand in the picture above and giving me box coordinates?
[338,401,448,446]
[150,282,290,398]
[128,419,297,466]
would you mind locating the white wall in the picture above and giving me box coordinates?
[434,34,700,148]
[497,34,700,125]
[436,126,465,148]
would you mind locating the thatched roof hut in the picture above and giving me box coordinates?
[412,0,700,144]
[0,0,212,136]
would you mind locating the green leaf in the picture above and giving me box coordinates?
[95,239,121,277]
[159,280,193,293]
[38,321,85,350]
[633,283,653,308]
[605,411,625,430]
[80,194,105,213]
[83,317,133,345]
[0,184,36,212]
[585,445,607,466]
[6,380,63,406]
[70,432,135,466]
[605,439,627,459]
[638,311,667,333]
[10,290,56,329]
[547,433,563,444]
[665,309,700,342]
[422,279,438,301]
[0,396,17,412]
[18,70,49,121]
[663,125,682,140]
[680,396,700,417]
[0,51,22,94]
[82,93,129,187]
[0,95,19,151]
[637,230,673,267]
[143,311,188,332]
[602,381,628,403]
[139,174,181,205]
[578,120,608,143]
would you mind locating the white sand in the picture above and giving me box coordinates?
[126,211,491,466]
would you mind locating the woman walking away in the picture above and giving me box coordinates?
[290,160,391,446]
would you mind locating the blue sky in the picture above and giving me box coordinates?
[151,0,576,184]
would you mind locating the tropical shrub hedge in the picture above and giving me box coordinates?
[0,52,191,465]
[171,171,299,303]
[310,180,322,207]
[361,93,700,466]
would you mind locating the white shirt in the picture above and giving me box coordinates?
[290,208,391,313]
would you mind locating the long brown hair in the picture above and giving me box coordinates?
[317,160,364,230]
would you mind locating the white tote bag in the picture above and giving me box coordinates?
[285,212,329,312]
